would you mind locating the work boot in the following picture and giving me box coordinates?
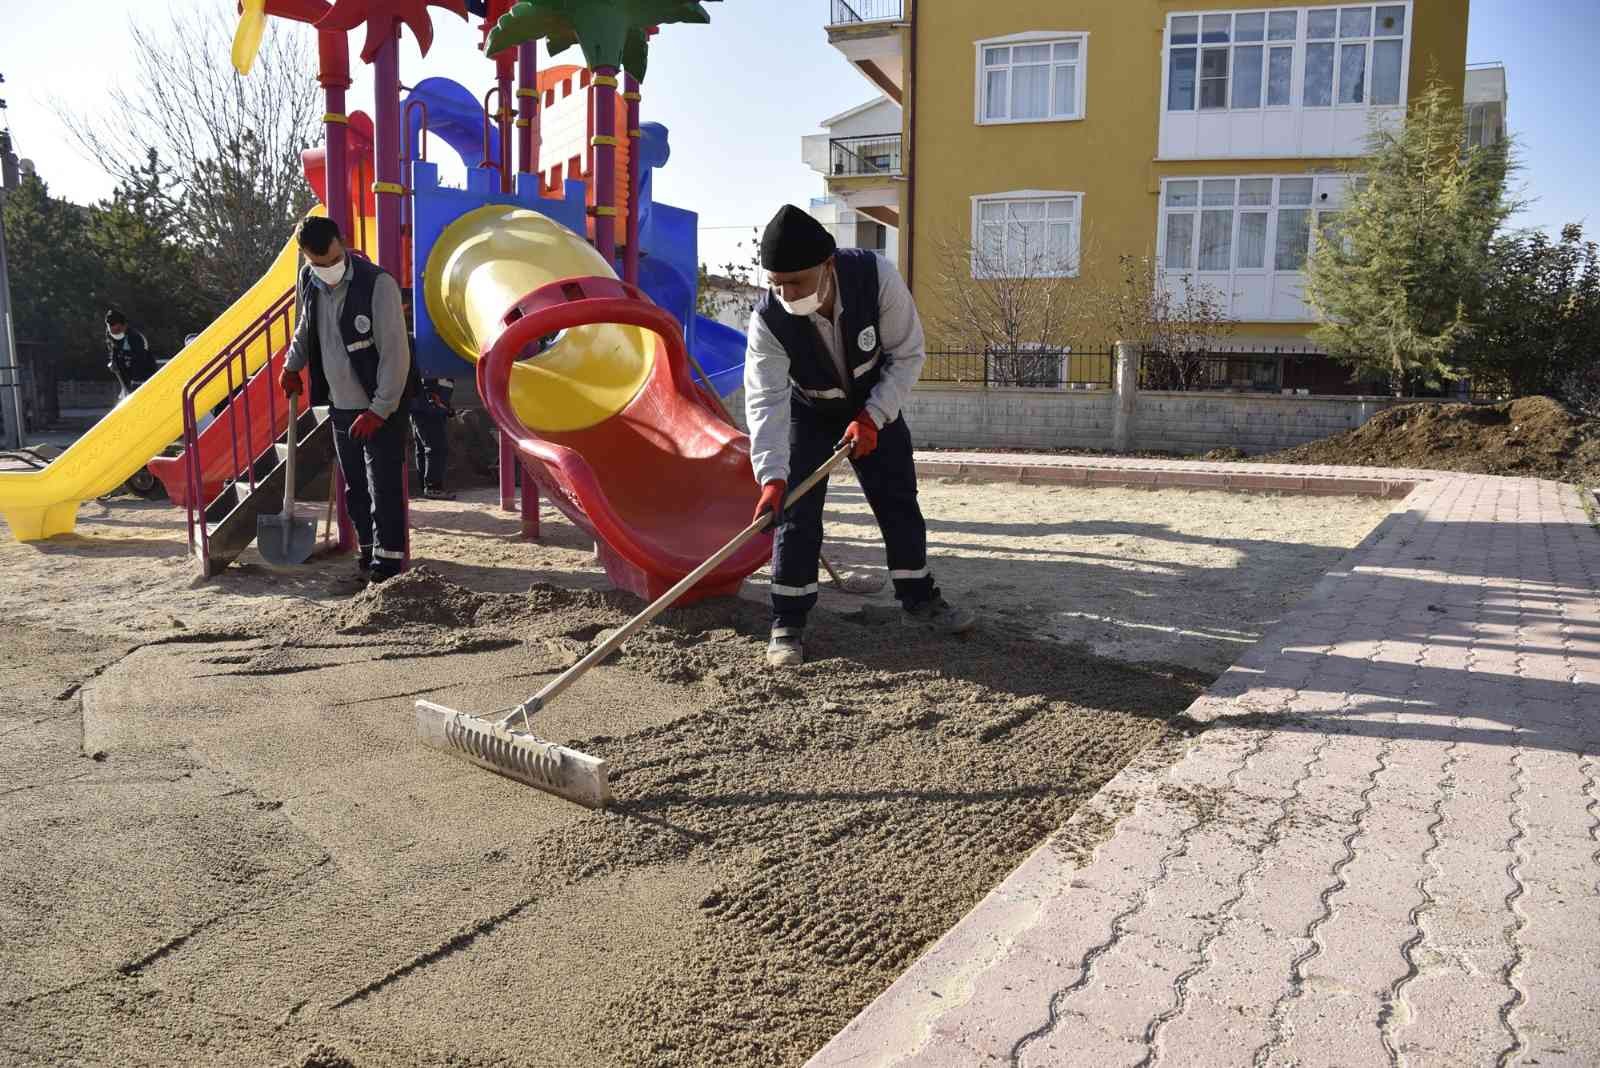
[766,624,804,667]
[368,560,402,588]
[422,486,456,500]
[903,592,976,635]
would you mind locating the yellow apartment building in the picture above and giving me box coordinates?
[808,0,1505,392]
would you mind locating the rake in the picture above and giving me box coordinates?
[415,444,853,808]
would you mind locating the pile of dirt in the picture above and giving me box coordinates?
[1260,396,1600,483]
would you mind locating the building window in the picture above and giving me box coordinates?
[976,33,1086,124]
[1166,4,1407,113]
[971,191,1082,279]
[1161,176,1344,276]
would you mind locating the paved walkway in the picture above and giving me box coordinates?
[812,458,1600,1066]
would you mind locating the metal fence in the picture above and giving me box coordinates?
[829,133,902,177]
[1139,352,1284,393]
[829,0,904,25]
[922,348,1114,390]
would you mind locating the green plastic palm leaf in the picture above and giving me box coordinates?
[484,1,573,57]
[487,0,716,77]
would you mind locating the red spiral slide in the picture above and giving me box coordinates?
[479,276,767,604]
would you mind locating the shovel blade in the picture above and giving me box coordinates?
[257,514,319,566]
[415,700,611,809]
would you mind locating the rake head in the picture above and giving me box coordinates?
[415,700,611,809]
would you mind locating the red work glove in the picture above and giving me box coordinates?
[350,412,385,441]
[841,411,879,459]
[753,480,787,526]
[279,368,302,397]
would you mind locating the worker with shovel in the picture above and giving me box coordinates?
[745,205,975,667]
[279,216,415,586]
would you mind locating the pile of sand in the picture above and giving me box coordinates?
[1261,396,1600,483]
[334,567,491,632]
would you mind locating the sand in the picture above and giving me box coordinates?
[0,479,1393,1066]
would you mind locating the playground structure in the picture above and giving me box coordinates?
[0,0,758,601]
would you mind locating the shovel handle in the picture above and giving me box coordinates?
[498,443,854,728]
[283,392,298,524]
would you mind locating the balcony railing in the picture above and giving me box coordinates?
[829,133,902,177]
[829,0,904,26]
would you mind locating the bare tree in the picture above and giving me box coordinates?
[931,221,1086,387]
[697,227,762,326]
[1084,254,1235,390]
[56,3,321,307]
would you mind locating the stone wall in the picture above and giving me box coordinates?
[1132,392,1400,454]
[904,383,1429,455]
[903,387,1116,450]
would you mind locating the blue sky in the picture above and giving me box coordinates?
[0,0,1592,272]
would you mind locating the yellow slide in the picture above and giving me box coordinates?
[0,232,303,542]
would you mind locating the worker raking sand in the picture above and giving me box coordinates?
[745,205,976,667]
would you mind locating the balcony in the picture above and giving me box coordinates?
[828,0,903,25]
[827,133,902,178]
[825,0,905,102]
[1466,62,1508,148]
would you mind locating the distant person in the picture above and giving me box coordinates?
[744,205,975,668]
[104,310,156,399]
[279,216,416,586]
[398,290,455,501]
[410,376,455,500]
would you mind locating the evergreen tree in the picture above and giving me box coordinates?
[1459,224,1600,406]
[86,149,206,360]
[0,174,105,378]
[1304,80,1514,395]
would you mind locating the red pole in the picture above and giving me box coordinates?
[517,41,538,176]
[319,31,352,240]
[371,16,409,565]
[495,52,515,194]
[372,18,402,272]
[591,66,619,263]
[513,45,541,530]
[623,74,641,286]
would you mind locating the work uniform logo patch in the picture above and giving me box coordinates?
[354,314,372,334]
[857,325,878,352]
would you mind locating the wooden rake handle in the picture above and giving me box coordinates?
[497,443,854,728]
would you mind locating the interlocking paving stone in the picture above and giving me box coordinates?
[812,459,1600,1067]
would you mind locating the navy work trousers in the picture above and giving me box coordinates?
[770,411,932,627]
[330,409,406,576]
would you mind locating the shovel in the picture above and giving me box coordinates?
[415,444,854,809]
[257,392,318,567]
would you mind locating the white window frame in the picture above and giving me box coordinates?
[1161,3,1411,116]
[1156,175,1349,321]
[970,190,1084,280]
[974,31,1089,126]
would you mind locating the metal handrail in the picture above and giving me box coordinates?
[402,99,431,283]
[480,87,504,179]
[829,0,903,25]
[181,289,296,565]
[829,133,902,177]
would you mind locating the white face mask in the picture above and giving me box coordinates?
[109,330,125,340]
[777,267,830,317]
[311,258,348,287]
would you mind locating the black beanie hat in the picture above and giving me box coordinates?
[760,204,837,273]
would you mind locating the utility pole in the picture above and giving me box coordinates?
[0,74,27,450]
